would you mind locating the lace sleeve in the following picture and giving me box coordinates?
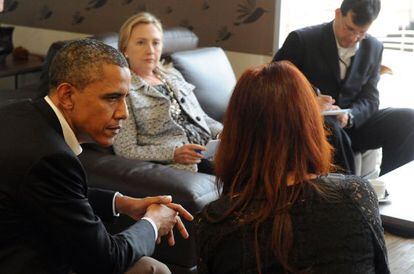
[341,175,390,273]
[342,176,381,226]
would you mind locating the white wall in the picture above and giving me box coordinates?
[226,51,273,79]
[10,25,89,55]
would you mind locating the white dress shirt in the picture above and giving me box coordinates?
[333,21,359,80]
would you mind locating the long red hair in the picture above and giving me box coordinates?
[214,61,333,272]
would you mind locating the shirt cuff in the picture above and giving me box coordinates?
[141,217,158,241]
[112,192,122,217]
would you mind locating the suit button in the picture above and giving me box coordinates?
[180,98,185,103]
[196,116,201,121]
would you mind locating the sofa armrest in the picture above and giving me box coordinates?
[78,147,218,214]
[78,146,218,269]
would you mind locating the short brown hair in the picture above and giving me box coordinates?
[49,38,128,90]
[340,0,381,26]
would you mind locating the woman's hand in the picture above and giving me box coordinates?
[174,144,205,164]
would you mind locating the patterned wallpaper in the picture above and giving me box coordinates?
[0,0,277,55]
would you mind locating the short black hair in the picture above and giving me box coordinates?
[48,38,128,90]
[340,0,381,26]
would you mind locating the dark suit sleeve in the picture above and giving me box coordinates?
[20,152,155,274]
[350,45,382,128]
[273,31,304,69]
[88,187,117,223]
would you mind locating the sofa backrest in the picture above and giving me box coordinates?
[91,27,199,58]
[161,27,199,57]
[171,47,236,122]
[37,27,199,98]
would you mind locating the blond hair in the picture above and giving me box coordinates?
[118,12,163,54]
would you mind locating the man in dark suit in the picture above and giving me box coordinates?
[0,39,193,274]
[274,0,414,175]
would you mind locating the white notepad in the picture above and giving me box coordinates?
[202,139,220,160]
[322,109,351,116]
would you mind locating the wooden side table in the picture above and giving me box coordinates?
[0,54,44,89]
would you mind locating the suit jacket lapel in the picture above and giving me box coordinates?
[321,22,341,84]
[33,98,64,137]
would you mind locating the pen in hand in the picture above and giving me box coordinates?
[312,86,335,110]
[314,87,322,96]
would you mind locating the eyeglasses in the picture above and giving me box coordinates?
[341,17,367,39]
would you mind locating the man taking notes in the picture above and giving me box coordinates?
[274,0,414,175]
[0,39,192,274]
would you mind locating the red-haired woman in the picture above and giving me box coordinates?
[196,61,389,274]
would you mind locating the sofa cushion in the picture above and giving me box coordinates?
[171,47,236,122]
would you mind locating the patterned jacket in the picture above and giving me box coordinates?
[113,68,223,172]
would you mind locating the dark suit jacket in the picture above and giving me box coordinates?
[0,99,155,274]
[273,22,383,128]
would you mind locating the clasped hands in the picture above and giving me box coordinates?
[318,94,349,128]
[115,195,193,246]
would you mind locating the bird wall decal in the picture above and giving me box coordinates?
[72,11,85,25]
[202,0,210,10]
[122,0,134,5]
[216,26,232,43]
[234,0,268,26]
[4,0,18,13]
[165,6,173,14]
[86,0,108,11]
[38,5,53,21]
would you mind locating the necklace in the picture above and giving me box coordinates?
[156,74,182,118]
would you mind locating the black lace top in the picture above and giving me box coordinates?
[196,174,389,274]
